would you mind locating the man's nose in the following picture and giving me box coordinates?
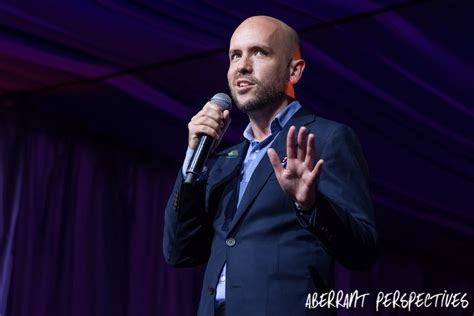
[237,56,252,74]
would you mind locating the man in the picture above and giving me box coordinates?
[163,16,377,316]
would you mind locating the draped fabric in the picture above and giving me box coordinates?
[0,109,203,316]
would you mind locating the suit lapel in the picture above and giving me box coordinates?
[206,141,249,204]
[228,108,316,233]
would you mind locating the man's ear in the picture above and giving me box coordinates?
[288,59,305,85]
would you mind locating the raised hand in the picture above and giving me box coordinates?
[267,126,324,209]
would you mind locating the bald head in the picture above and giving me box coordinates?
[232,16,301,60]
[227,16,305,114]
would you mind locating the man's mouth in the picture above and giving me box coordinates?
[236,79,256,91]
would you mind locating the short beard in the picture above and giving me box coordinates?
[230,78,287,114]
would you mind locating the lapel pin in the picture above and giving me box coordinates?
[227,150,239,158]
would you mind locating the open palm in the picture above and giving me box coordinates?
[267,126,324,209]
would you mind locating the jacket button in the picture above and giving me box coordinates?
[226,238,236,247]
[327,233,334,242]
[208,286,215,295]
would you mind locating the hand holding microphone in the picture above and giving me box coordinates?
[185,93,232,184]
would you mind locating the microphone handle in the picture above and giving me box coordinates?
[184,135,214,184]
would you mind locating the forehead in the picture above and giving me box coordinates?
[229,20,281,50]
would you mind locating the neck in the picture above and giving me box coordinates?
[247,96,292,141]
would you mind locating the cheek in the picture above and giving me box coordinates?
[260,62,281,78]
[227,67,235,85]
[227,63,238,76]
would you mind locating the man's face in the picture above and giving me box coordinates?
[227,20,290,113]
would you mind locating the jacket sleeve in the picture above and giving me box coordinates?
[296,124,378,270]
[162,172,214,267]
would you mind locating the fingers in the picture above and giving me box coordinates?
[304,133,315,169]
[288,126,313,162]
[191,102,224,128]
[188,102,230,149]
[219,110,232,141]
[308,159,324,187]
[303,132,321,184]
[222,110,231,129]
[267,148,284,177]
[287,126,296,159]
[297,126,307,160]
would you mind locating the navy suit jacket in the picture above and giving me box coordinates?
[163,107,377,316]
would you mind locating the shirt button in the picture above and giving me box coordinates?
[226,238,236,247]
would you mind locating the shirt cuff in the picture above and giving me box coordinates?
[293,201,317,228]
[182,147,195,178]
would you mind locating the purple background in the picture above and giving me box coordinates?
[1,1,473,315]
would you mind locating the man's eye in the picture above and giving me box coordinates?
[255,50,267,56]
[230,53,241,60]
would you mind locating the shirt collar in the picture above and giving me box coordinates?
[242,100,302,142]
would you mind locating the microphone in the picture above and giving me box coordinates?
[185,93,233,184]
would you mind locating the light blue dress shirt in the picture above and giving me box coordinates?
[182,101,302,304]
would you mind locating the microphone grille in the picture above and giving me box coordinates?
[210,93,232,111]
